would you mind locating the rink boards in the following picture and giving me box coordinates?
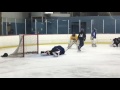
[0,34,119,49]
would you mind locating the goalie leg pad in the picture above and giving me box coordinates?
[52,51,60,57]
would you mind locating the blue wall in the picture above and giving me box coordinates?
[2,16,120,35]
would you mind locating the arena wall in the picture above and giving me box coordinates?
[0,34,119,48]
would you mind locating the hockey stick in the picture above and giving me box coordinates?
[65,48,69,52]
[65,41,76,52]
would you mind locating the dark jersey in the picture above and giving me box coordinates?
[118,38,120,43]
[50,46,65,55]
[78,31,86,41]
[91,31,96,38]
[113,38,119,44]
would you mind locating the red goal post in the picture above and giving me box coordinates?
[9,34,39,57]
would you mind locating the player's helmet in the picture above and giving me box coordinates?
[94,28,96,31]
[80,30,83,33]
[81,28,84,32]
[72,32,75,36]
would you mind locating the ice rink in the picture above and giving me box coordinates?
[0,44,120,78]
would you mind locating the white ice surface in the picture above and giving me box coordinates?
[0,44,120,78]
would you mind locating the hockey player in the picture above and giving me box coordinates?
[67,33,78,49]
[118,37,120,44]
[112,38,120,47]
[41,45,65,57]
[91,28,97,47]
[78,29,86,51]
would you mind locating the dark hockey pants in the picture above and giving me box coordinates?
[79,39,84,48]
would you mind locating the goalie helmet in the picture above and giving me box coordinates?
[93,28,97,31]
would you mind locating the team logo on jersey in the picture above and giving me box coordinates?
[80,34,83,37]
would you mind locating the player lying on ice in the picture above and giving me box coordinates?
[67,33,78,49]
[112,37,120,47]
[41,45,65,57]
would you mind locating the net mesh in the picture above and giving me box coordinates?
[9,34,39,57]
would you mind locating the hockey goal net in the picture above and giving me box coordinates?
[9,34,39,57]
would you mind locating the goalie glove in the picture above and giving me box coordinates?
[1,53,8,57]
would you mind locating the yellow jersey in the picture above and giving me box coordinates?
[70,35,78,41]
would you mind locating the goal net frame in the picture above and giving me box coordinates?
[9,34,39,57]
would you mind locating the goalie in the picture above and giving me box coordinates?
[41,45,65,57]
[91,28,97,47]
[67,33,78,49]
